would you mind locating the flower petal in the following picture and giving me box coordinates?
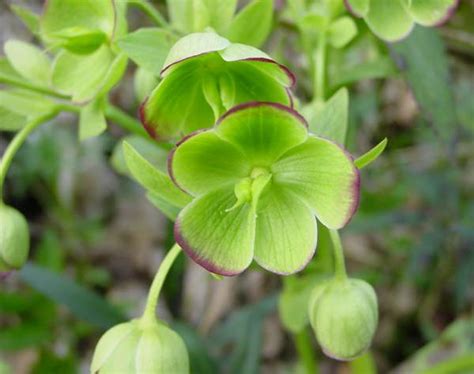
[216,102,308,167]
[408,0,459,26]
[272,136,360,230]
[141,58,215,140]
[254,185,317,275]
[175,186,256,276]
[169,130,251,196]
[365,0,414,42]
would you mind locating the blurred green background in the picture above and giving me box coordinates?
[0,0,473,373]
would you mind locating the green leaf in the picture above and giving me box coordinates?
[97,52,128,97]
[147,192,180,221]
[51,45,114,102]
[365,0,414,41]
[304,87,349,145]
[0,57,26,84]
[40,0,115,48]
[0,90,56,118]
[122,141,192,208]
[4,40,51,85]
[167,0,194,34]
[273,136,359,230]
[216,103,307,166]
[170,130,250,196]
[117,28,176,74]
[79,98,107,141]
[0,107,26,132]
[354,138,387,169]
[254,185,317,274]
[19,263,126,328]
[199,0,238,34]
[10,5,40,35]
[227,0,273,47]
[176,186,256,276]
[408,0,458,26]
[391,27,458,141]
[134,67,159,103]
[328,16,358,48]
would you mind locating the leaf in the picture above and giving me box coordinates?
[304,87,349,145]
[328,16,358,48]
[134,67,159,103]
[147,192,180,221]
[0,57,26,84]
[195,0,238,34]
[51,45,114,102]
[4,40,51,85]
[19,263,126,329]
[0,107,26,132]
[122,141,192,208]
[227,0,273,47]
[210,295,277,374]
[0,323,51,350]
[40,0,115,49]
[49,27,107,55]
[354,138,387,169]
[391,26,458,141]
[167,0,194,34]
[117,28,175,74]
[10,5,40,35]
[79,98,107,141]
[0,90,56,118]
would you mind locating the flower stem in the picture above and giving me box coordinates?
[294,329,319,374]
[314,32,327,102]
[104,104,149,139]
[329,229,347,280]
[141,244,182,324]
[0,110,59,203]
[0,76,70,100]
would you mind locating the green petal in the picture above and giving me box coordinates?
[216,103,308,167]
[141,57,215,140]
[254,185,317,275]
[169,130,251,196]
[175,186,256,276]
[272,136,360,230]
[365,0,414,42]
[408,0,458,26]
[162,32,230,76]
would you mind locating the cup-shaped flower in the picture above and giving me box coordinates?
[91,319,189,374]
[140,32,295,141]
[0,205,29,272]
[345,0,459,41]
[169,102,360,276]
[308,278,378,360]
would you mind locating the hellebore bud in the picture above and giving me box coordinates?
[91,319,189,374]
[0,205,29,271]
[308,278,378,360]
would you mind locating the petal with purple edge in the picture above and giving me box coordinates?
[175,186,256,276]
[365,0,414,42]
[216,103,308,167]
[408,0,459,26]
[254,185,318,275]
[169,130,251,196]
[272,136,360,230]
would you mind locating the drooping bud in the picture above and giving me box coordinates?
[308,278,378,360]
[0,205,29,272]
[91,319,189,374]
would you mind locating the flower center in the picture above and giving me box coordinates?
[226,168,272,212]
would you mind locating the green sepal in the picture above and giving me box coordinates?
[354,138,388,169]
[345,0,370,17]
[407,0,458,26]
[122,141,192,209]
[365,0,414,42]
[49,27,107,55]
[273,136,360,230]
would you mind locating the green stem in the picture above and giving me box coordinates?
[141,244,182,324]
[294,329,318,374]
[329,229,347,280]
[128,0,169,28]
[0,77,70,100]
[420,354,474,374]
[0,110,59,202]
[104,104,149,139]
[314,32,327,102]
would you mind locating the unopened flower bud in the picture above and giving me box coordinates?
[91,319,189,373]
[0,205,29,271]
[308,278,378,360]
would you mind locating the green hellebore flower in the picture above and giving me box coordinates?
[140,32,295,141]
[0,205,29,271]
[308,278,378,360]
[91,319,189,374]
[345,0,459,41]
[169,102,360,276]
